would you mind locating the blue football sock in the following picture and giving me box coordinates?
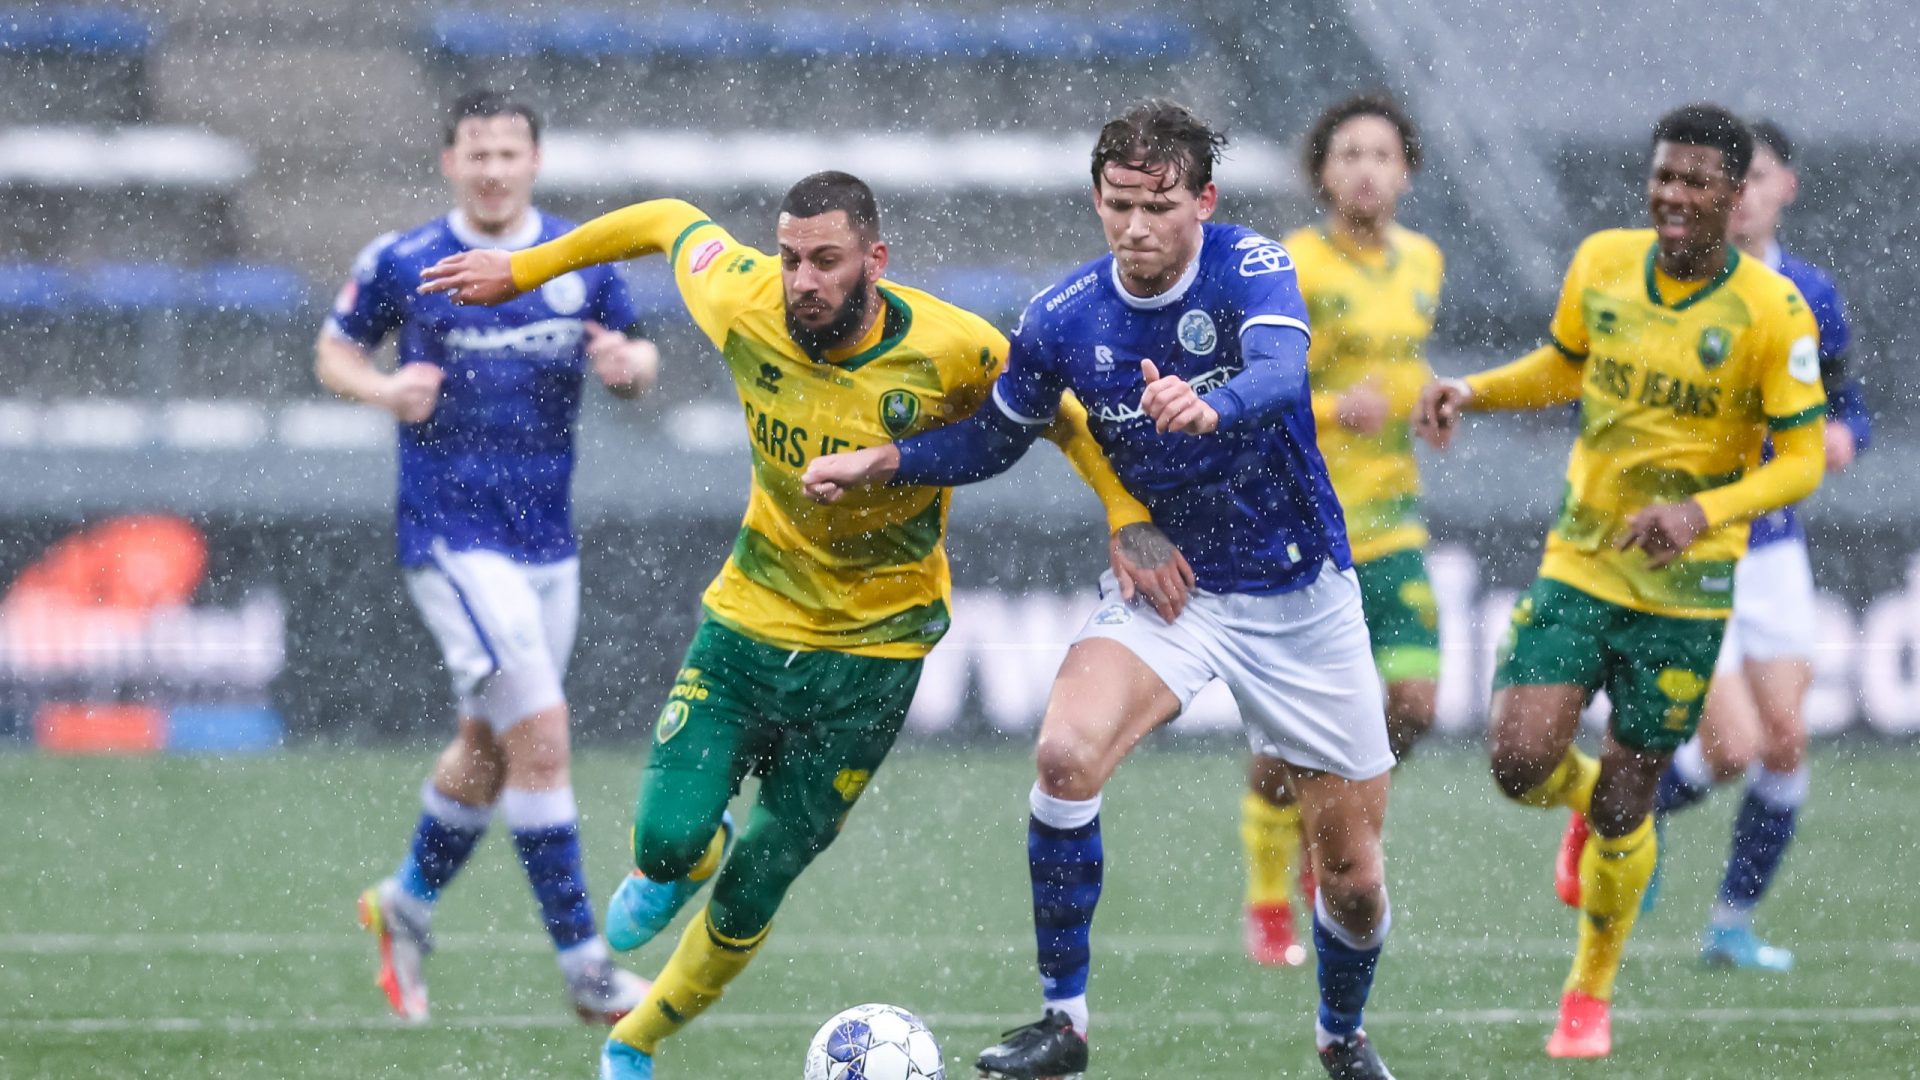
[396,781,492,905]
[1655,741,1713,816]
[1718,766,1806,916]
[504,787,598,951]
[1312,891,1389,1043]
[1029,785,1103,1020]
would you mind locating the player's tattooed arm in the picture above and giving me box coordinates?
[1110,522,1195,622]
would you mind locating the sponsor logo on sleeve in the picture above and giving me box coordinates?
[1237,243,1293,278]
[1787,336,1820,384]
[690,238,727,274]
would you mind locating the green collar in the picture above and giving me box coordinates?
[1644,241,1740,312]
[1321,225,1400,278]
[827,285,912,371]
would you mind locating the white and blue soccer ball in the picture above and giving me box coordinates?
[803,1003,944,1080]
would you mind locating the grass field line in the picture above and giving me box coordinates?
[3,930,1918,961]
[8,1004,1920,1037]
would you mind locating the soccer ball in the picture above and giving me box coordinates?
[803,1003,945,1080]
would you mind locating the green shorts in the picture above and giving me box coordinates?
[1493,578,1726,753]
[1355,548,1441,683]
[647,619,924,847]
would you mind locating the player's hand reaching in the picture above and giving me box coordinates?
[586,322,660,399]
[1139,359,1219,435]
[418,249,520,305]
[1336,381,1390,435]
[801,445,902,504]
[1110,522,1196,622]
[1824,423,1857,473]
[384,362,444,424]
[1412,377,1473,450]
[1616,499,1709,569]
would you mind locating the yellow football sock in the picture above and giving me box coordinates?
[1517,747,1600,815]
[1565,815,1656,1001]
[609,907,769,1055]
[1240,792,1303,907]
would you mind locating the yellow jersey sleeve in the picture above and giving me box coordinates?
[1042,392,1153,533]
[509,198,707,289]
[1757,287,1827,430]
[1546,236,1596,359]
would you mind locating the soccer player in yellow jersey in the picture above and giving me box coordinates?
[417,171,1187,1080]
[1415,105,1825,1060]
[1240,93,1444,968]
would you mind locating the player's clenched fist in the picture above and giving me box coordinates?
[385,361,444,424]
[418,249,519,305]
[586,322,659,398]
[801,445,901,504]
[1139,358,1219,435]
[1412,377,1472,449]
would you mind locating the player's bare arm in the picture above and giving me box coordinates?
[1109,522,1196,622]
[418,248,519,304]
[801,444,900,504]
[585,321,660,399]
[314,332,444,423]
[1138,358,1219,435]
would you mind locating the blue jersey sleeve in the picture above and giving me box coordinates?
[991,305,1069,424]
[326,232,405,349]
[592,265,643,334]
[1205,322,1311,432]
[891,302,1059,486]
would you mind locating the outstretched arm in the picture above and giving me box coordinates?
[799,394,1043,503]
[418,199,708,304]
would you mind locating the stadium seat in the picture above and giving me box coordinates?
[0,6,154,124]
[0,5,153,55]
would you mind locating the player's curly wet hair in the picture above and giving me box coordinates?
[1302,92,1422,203]
[1091,100,1228,195]
[444,89,540,145]
[1651,103,1753,181]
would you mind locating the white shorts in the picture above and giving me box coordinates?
[405,543,579,731]
[1073,562,1394,779]
[1718,538,1817,670]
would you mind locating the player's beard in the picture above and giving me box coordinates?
[785,275,873,361]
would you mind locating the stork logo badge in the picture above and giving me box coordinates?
[880,389,921,437]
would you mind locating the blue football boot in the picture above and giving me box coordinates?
[1701,924,1794,972]
[600,1038,654,1080]
[606,811,735,952]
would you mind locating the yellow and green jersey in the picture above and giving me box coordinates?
[1286,224,1443,564]
[1522,228,1824,618]
[509,199,1148,659]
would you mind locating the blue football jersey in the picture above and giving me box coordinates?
[994,222,1350,593]
[326,210,640,567]
[1748,243,1862,550]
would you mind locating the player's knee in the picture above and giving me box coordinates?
[1703,736,1755,782]
[1490,749,1555,802]
[1758,737,1803,775]
[635,820,714,883]
[1034,733,1106,801]
[1316,853,1385,915]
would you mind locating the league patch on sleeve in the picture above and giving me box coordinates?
[688,238,727,274]
[1787,336,1820,384]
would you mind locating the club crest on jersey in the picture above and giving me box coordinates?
[540,272,587,316]
[880,389,921,437]
[1178,310,1218,355]
[1696,326,1732,369]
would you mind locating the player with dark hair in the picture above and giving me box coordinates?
[805,99,1402,1080]
[1239,92,1441,968]
[1649,118,1872,971]
[1415,103,1825,1058]
[318,89,660,1024]
[419,171,1177,1080]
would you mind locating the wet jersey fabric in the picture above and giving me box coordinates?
[1531,229,1824,617]
[328,210,639,567]
[990,222,1350,594]
[1286,224,1444,564]
[1747,243,1868,549]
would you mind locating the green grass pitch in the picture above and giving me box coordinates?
[2,744,1915,1078]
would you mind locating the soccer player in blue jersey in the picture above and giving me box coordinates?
[804,101,1399,1080]
[315,90,659,1024]
[1648,119,1871,970]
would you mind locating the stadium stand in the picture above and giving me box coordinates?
[0,4,154,123]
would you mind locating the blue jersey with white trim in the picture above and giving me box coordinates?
[995,222,1350,593]
[1749,245,1863,549]
[327,211,639,567]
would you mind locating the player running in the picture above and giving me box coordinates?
[1649,119,1872,970]
[804,101,1401,1080]
[1240,93,1443,968]
[418,171,1177,1080]
[1414,104,1826,1059]
[317,90,660,1024]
